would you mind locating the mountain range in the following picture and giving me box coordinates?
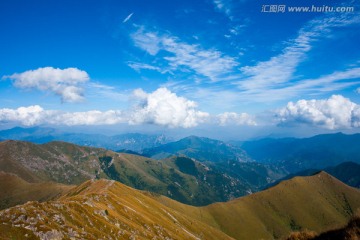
[240,132,360,173]
[0,127,171,151]
[1,128,360,239]
[0,140,269,207]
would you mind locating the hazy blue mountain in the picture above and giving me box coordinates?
[240,133,360,172]
[0,127,171,151]
[143,135,252,162]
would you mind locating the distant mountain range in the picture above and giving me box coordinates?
[0,127,171,151]
[240,132,360,173]
[143,135,252,162]
[3,127,360,175]
[1,172,359,240]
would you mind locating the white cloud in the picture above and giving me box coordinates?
[276,95,360,129]
[0,105,47,126]
[131,27,238,81]
[217,112,257,126]
[3,67,89,103]
[123,12,133,23]
[129,88,209,128]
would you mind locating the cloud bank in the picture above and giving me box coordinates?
[3,67,89,103]
[0,88,210,128]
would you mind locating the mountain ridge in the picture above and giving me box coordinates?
[1,171,359,240]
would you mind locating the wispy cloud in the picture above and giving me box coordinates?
[213,0,231,16]
[131,26,238,81]
[238,14,360,91]
[123,12,134,23]
[238,66,360,102]
[230,13,360,102]
[127,61,166,73]
[86,82,127,102]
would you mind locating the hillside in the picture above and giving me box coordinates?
[156,172,360,239]
[241,133,360,173]
[0,172,73,210]
[0,179,233,240]
[0,140,255,206]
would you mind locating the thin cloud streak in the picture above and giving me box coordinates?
[123,12,134,23]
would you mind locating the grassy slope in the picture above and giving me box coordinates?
[156,172,360,239]
[0,179,233,240]
[0,172,74,210]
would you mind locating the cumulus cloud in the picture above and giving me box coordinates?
[276,95,360,129]
[217,112,257,126]
[0,105,47,126]
[3,67,89,103]
[129,88,209,128]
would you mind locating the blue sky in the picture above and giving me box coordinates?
[0,0,360,139]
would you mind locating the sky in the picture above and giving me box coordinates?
[0,0,360,140]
